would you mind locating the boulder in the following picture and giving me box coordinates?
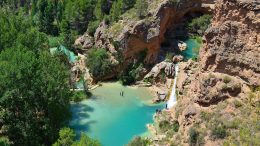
[145,61,175,79]
[172,55,184,63]
[178,41,187,51]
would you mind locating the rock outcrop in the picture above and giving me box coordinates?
[151,0,260,145]
[75,0,214,63]
[199,0,260,86]
[144,61,175,79]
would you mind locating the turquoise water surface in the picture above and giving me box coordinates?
[50,45,78,63]
[70,82,164,146]
[181,39,201,59]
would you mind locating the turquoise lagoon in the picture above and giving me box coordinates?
[70,82,165,146]
[181,39,201,59]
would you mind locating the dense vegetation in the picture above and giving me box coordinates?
[0,3,99,146]
[0,0,140,49]
[187,14,212,35]
[53,128,101,146]
[86,48,112,78]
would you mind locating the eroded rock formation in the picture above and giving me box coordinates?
[200,0,260,86]
[75,0,214,63]
[151,0,260,145]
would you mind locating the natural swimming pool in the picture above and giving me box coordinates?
[70,82,165,146]
[182,39,201,59]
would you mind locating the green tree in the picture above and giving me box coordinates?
[188,14,212,34]
[109,0,123,22]
[128,136,150,146]
[0,9,47,52]
[94,0,105,21]
[86,48,112,78]
[37,0,56,34]
[53,128,76,146]
[53,128,101,146]
[0,48,71,146]
[135,0,148,18]
[122,0,136,12]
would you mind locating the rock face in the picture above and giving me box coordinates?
[144,61,175,79]
[151,0,260,145]
[199,0,260,86]
[75,0,214,63]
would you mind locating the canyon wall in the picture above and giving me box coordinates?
[200,0,260,85]
[152,0,260,145]
[75,0,214,63]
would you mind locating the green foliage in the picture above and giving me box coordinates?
[86,48,112,77]
[94,0,106,21]
[0,9,48,52]
[135,0,148,18]
[119,49,147,85]
[53,128,101,146]
[48,36,62,48]
[223,76,232,84]
[192,35,202,44]
[71,91,92,103]
[122,0,137,12]
[88,20,100,36]
[119,63,144,85]
[188,14,212,34]
[127,136,150,146]
[60,18,77,48]
[200,111,213,122]
[157,119,179,133]
[53,127,76,146]
[0,48,71,145]
[110,0,123,22]
[172,120,180,132]
[165,52,174,62]
[0,137,10,146]
[233,99,242,108]
[189,128,199,146]
[211,124,227,139]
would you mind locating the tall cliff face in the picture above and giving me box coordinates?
[123,0,213,63]
[75,0,214,63]
[151,0,260,145]
[200,0,260,86]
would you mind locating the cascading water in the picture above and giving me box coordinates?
[167,64,179,108]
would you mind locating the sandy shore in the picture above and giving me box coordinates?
[128,79,172,103]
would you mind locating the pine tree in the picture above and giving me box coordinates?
[135,0,148,18]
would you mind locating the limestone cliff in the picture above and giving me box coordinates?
[151,0,260,145]
[75,0,214,63]
[200,0,260,86]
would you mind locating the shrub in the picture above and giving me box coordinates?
[159,120,171,132]
[172,120,180,132]
[211,124,227,139]
[165,52,174,62]
[233,99,242,108]
[127,136,150,146]
[86,48,112,77]
[0,137,10,146]
[189,127,199,146]
[135,0,148,19]
[71,91,92,103]
[88,20,100,36]
[223,76,232,83]
[188,14,212,34]
[200,111,213,122]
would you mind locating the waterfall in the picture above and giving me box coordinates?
[167,64,179,109]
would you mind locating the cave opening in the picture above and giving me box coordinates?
[158,10,212,62]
